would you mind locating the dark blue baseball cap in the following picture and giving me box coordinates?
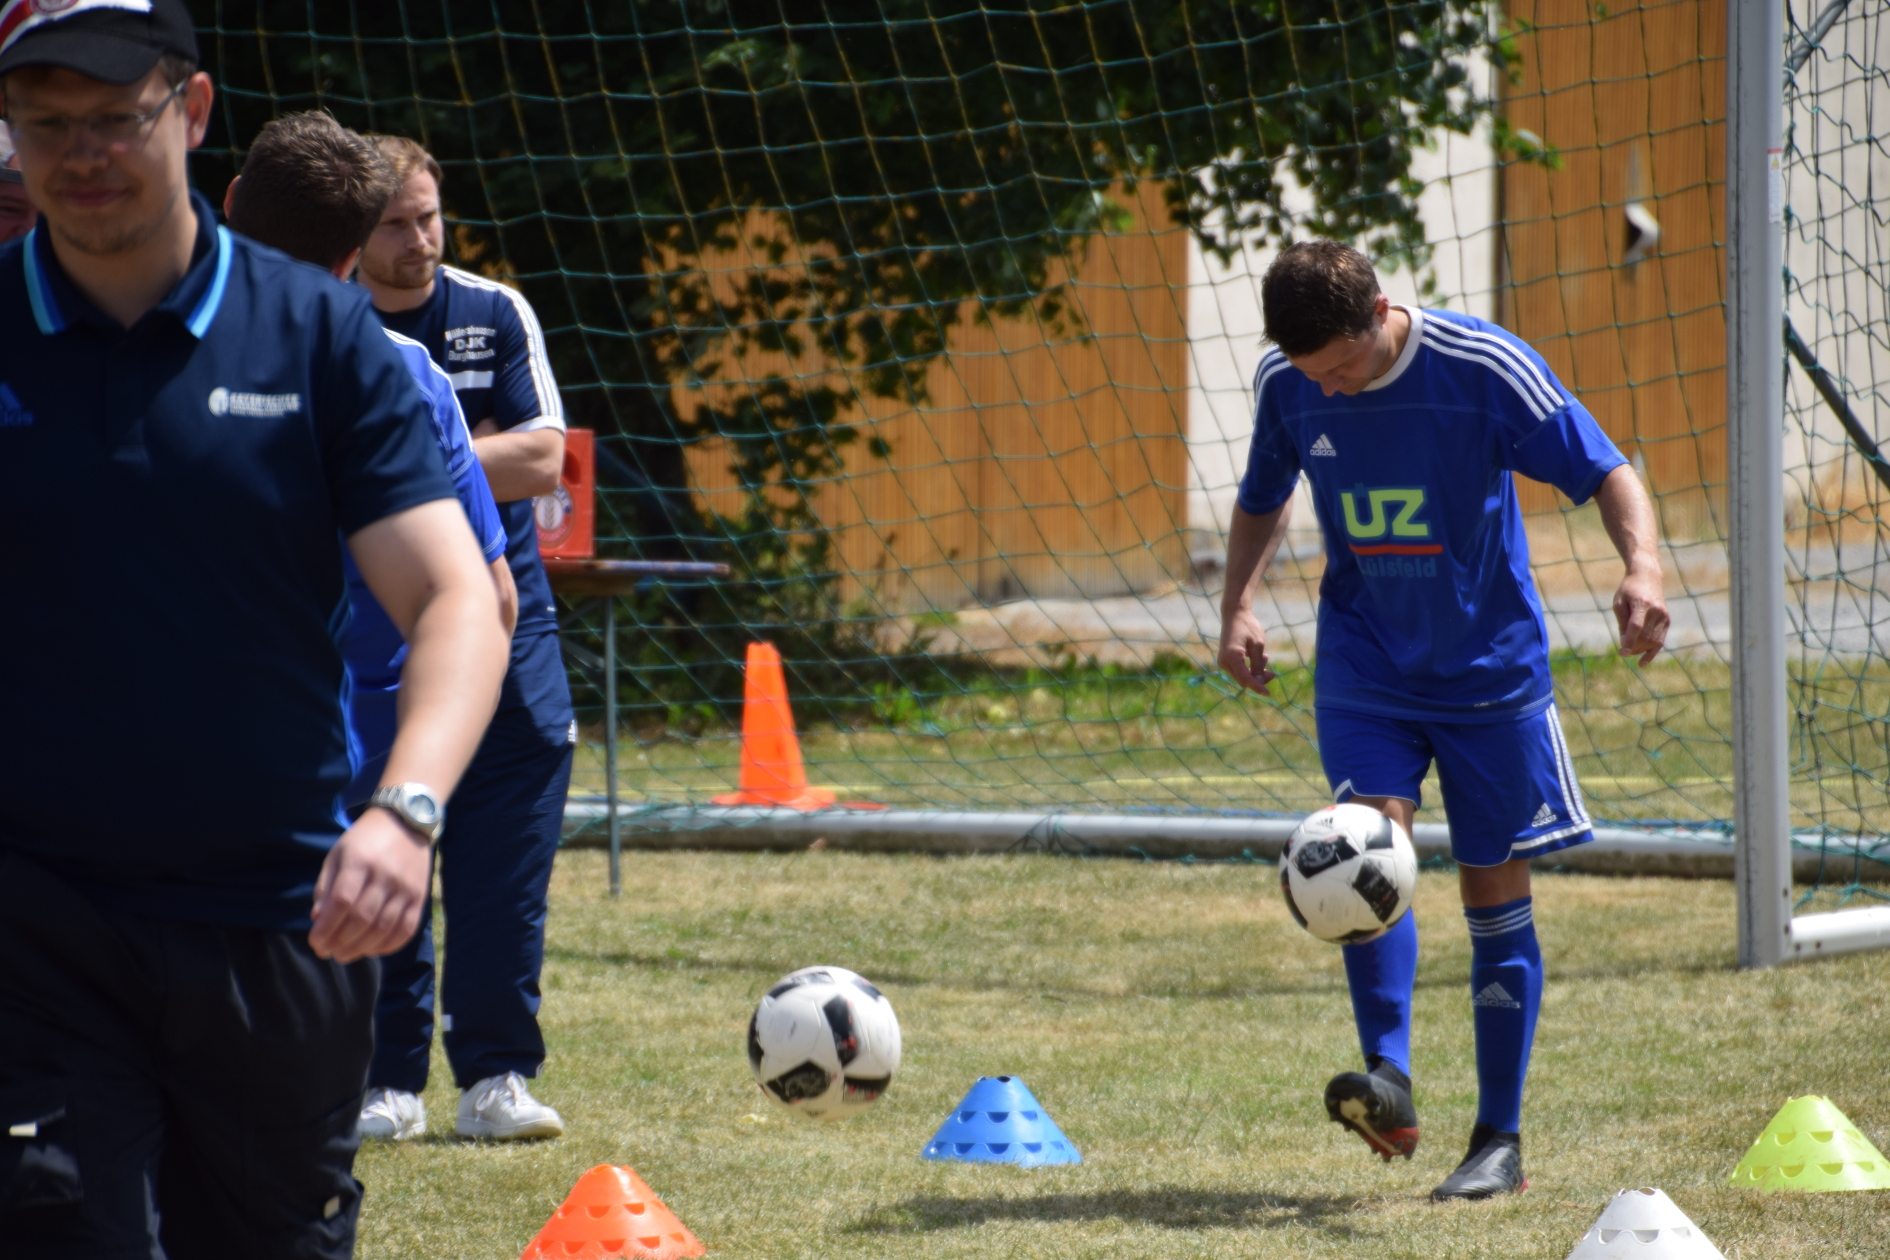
[0,0,199,86]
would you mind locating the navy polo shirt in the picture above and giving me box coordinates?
[0,192,457,930]
[375,265,564,639]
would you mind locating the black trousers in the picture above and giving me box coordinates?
[0,853,378,1259]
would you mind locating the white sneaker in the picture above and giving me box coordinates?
[358,1087,427,1141]
[455,1071,564,1140]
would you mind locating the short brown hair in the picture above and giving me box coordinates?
[371,134,443,189]
[157,54,197,88]
[228,112,398,269]
[1262,240,1382,358]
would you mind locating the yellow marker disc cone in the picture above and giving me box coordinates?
[1729,1096,1890,1192]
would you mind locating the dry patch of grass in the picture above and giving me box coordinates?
[354,851,1890,1259]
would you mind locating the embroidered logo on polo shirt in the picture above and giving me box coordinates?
[445,325,497,362]
[208,387,302,418]
[0,382,33,427]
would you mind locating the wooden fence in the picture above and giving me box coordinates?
[1501,0,1727,534]
[681,184,1191,612]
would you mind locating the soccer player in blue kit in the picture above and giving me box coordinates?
[1218,242,1671,1200]
[351,134,575,1141]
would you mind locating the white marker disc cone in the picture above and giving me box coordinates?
[1564,1188,1728,1260]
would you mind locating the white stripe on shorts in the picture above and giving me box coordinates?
[1546,705,1591,827]
[1510,820,1592,856]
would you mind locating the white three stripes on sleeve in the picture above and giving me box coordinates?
[1421,320,1565,421]
[1251,350,1292,417]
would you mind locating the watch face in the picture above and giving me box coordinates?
[407,792,440,826]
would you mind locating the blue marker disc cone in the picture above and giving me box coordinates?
[921,1076,1081,1166]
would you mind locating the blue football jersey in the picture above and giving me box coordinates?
[339,329,508,693]
[375,265,565,636]
[1237,308,1627,722]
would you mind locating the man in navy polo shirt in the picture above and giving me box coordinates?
[350,134,575,1143]
[0,3,509,1256]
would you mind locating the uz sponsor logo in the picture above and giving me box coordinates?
[1340,486,1431,541]
[1340,484,1441,575]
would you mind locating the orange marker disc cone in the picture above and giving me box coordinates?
[518,1164,705,1260]
[712,641,836,810]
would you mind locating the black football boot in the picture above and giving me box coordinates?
[1323,1057,1419,1162]
[1430,1123,1527,1201]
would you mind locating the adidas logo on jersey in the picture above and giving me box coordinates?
[1309,433,1337,456]
[1531,802,1556,827]
[1473,982,1522,1009]
[0,383,34,428]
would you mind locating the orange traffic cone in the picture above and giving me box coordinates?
[712,641,835,810]
[518,1165,705,1260]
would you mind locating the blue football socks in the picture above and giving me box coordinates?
[1464,896,1543,1134]
[1341,908,1418,1077]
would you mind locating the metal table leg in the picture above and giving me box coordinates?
[604,595,621,896]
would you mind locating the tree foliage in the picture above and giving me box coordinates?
[196,0,1510,708]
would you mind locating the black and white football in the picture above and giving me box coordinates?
[1280,804,1418,944]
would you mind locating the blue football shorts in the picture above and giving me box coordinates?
[1314,703,1594,868]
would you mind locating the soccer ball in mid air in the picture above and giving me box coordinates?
[747,965,902,1120]
[1279,803,1418,944]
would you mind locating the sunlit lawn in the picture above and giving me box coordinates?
[355,850,1890,1259]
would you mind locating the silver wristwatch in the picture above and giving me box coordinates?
[367,782,444,844]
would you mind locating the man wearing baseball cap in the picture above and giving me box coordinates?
[0,2,510,1255]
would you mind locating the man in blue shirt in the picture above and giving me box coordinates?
[1219,241,1669,1200]
[221,111,518,818]
[352,134,575,1143]
[0,4,508,1255]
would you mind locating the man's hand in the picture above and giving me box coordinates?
[1613,565,1669,666]
[309,809,431,962]
[1593,464,1669,667]
[1216,502,1292,695]
[1219,606,1280,695]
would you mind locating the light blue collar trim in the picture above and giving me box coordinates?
[185,226,233,339]
[22,228,63,336]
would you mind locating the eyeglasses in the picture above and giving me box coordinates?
[3,79,189,154]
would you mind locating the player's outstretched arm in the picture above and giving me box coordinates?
[1217,501,1291,695]
[1594,463,1670,666]
[310,499,509,963]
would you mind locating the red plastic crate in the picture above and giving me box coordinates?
[535,428,594,559]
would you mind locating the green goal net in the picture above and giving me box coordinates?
[192,1,1887,893]
[1782,0,1890,906]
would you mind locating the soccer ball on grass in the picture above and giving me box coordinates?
[747,965,902,1120]
[1279,803,1418,944]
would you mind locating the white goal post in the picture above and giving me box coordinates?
[1733,0,1890,967]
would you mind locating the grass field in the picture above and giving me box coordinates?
[354,850,1890,1259]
